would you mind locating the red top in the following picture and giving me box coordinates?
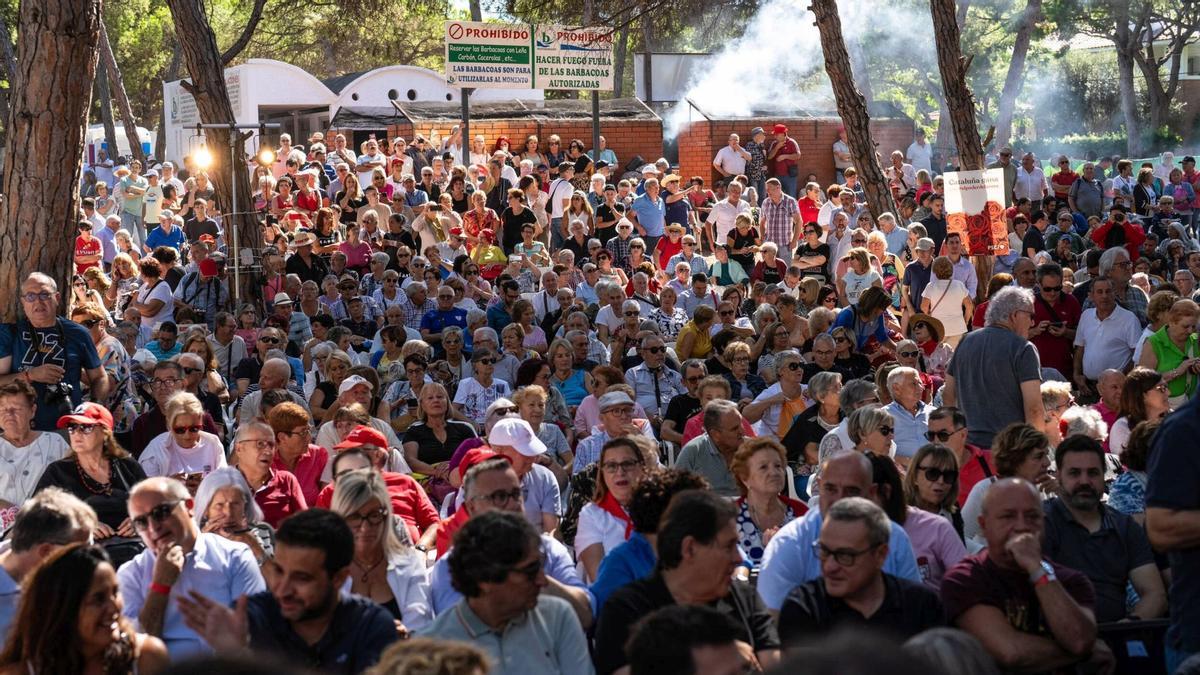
[272,444,329,506]
[1050,170,1078,197]
[315,470,439,543]
[75,235,101,274]
[798,196,820,226]
[957,445,996,508]
[435,508,470,558]
[656,238,683,271]
[253,468,308,528]
[768,137,800,176]
[294,189,321,213]
[1089,219,1146,261]
[1030,291,1082,377]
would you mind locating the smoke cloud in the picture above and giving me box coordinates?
[664,0,939,139]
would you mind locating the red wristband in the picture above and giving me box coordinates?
[1033,573,1054,588]
[150,582,172,596]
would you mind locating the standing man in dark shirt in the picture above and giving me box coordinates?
[594,184,625,246]
[942,478,1113,674]
[1147,394,1200,672]
[178,509,398,674]
[0,273,107,430]
[902,238,935,330]
[182,199,220,245]
[778,497,942,645]
[920,195,948,253]
[1022,211,1049,259]
[593,490,780,675]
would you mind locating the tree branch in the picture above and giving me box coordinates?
[220,0,269,65]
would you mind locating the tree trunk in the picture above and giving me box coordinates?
[1113,5,1142,156]
[0,0,101,321]
[613,23,629,98]
[811,0,896,219]
[994,0,1041,149]
[469,0,482,21]
[95,66,119,160]
[930,0,984,171]
[98,21,144,164]
[155,45,182,160]
[165,0,255,303]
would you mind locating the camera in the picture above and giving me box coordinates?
[41,382,74,417]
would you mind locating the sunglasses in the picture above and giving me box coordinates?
[924,428,963,442]
[917,466,958,484]
[131,501,181,532]
[899,350,920,358]
[624,311,640,317]
[643,346,665,354]
[1041,285,1062,293]
[66,423,101,435]
[477,358,497,366]
[878,425,895,436]
[259,337,280,344]
[173,425,202,434]
[181,366,203,375]
[81,318,102,328]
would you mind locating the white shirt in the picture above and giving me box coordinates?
[713,145,747,176]
[138,431,228,478]
[749,382,806,440]
[906,140,933,174]
[522,289,561,323]
[356,152,387,188]
[118,533,266,659]
[705,198,751,245]
[137,278,175,329]
[594,305,624,334]
[1074,305,1143,380]
[1014,166,1048,202]
[574,502,629,583]
[339,551,433,632]
[453,377,513,425]
[0,433,69,505]
[547,178,575,219]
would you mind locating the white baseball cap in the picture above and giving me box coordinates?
[488,418,547,457]
[337,374,374,396]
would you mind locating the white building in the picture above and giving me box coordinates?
[161,58,542,165]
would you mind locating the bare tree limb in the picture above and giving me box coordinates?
[220,0,269,65]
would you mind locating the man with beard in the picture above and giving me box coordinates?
[1042,435,1165,623]
[177,509,398,673]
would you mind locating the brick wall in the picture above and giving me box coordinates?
[677,117,915,189]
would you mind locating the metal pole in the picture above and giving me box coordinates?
[591,91,601,171]
[230,136,240,306]
[461,88,472,167]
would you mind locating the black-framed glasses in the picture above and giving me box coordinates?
[878,425,895,436]
[924,427,964,442]
[624,311,640,317]
[601,459,643,474]
[345,507,388,528]
[510,554,546,581]
[899,350,920,358]
[131,501,181,532]
[150,378,181,389]
[81,318,102,328]
[812,541,879,566]
[720,309,735,316]
[785,362,803,371]
[643,346,664,354]
[1041,285,1062,293]
[477,358,497,366]
[917,465,958,484]
[259,337,280,345]
[491,406,519,417]
[474,487,523,507]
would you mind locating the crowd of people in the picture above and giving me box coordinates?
[0,124,1199,674]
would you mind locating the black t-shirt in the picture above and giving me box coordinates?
[594,571,779,675]
[779,574,944,647]
[285,252,330,286]
[34,457,146,529]
[164,265,185,291]
[595,203,625,245]
[1022,226,1046,256]
[664,393,701,435]
[796,241,831,280]
[779,404,842,466]
[500,206,539,254]
[704,355,731,377]
[333,192,367,225]
[731,227,760,270]
[401,420,478,465]
[234,354,265,384]
[183,217,220,244]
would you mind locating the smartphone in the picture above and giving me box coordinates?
[406,398,418,409]
[1051,321,1064,328]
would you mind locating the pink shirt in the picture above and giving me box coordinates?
[1092,402,1119,452]
[681,411,756,446]
[905,506,967,591]
[272,443,329,506]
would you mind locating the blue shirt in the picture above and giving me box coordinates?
[831,306,888,351]
[247,591,398,674]
[0,319,102,430]
[758,507,921,610]
[145,224,186,252]
[590,532,656,611]
[146,340,183,361]
[419,307,468,356]
[95,225,119,264]
[0,564,18,642]
[629,193,666,237]
[882,225,909,255]
[429,534,591,615]
[486,304,513,334]
[884,400,933,459]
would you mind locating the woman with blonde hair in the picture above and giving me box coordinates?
[1138,297,1200,406]
[513,384,571,486]
[138,392,227,485]
[181,332,232,405]
[331,468,432,630]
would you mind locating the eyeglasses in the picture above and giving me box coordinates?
[785,362,803,372]
[477,358,497,366]
[878,425,895,436]
[80,318,102,328]
[181,366,203,375]
[851,238,866,244]
[283,427,312,438]
[833,336,849,343]
[491,406,519,417]
[510,555,546,581]
[924,427,964,442]
[345,507,388,528]
[643,346,665,354]
[473,487,523,507]
[238,439,277,451]
[624,311,640,317]
[899,350,920,358]
[131,501,181,532]
[66,423,101,435]
[20,291,53,303]
[1041,285,1062,293]
[917,465,958,484]
[601,459,643,474]
[1153,382,1170,393]
[683,242,695,247]
[259,337,280,344]
[813,541,878,566]
[150,378,181,389]
[173,425,202,434]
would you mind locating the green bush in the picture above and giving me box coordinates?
[1020,128,1183,160]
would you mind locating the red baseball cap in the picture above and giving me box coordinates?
[453,446,510,483]
[198,234,216,244]
[334,424,388,449]
[773,124,788,135]
[56,402,114,431]
[199,258,220,277]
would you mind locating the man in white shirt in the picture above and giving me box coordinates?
[1015,152,1049,212]
[355,138,387,189]
[833,127,852,182]
[905,129,933,175]
[886,151,917,193]
[711,133,750,183]
[1073,277,1143,397]
[704,181,750,247]
[523,270,561,324]
[118,476,266,659]
[546,163,576,250]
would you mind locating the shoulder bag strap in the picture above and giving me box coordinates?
[928,280,952,315]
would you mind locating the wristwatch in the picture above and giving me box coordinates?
[1030,560,1057,587]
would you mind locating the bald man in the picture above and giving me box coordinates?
[238,357,307,425]
[757,453,921,612]
[942,478,1112,672]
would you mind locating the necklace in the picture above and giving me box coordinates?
[76,458,112,496]
[747,498,784,532]
[353,555,385,583]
